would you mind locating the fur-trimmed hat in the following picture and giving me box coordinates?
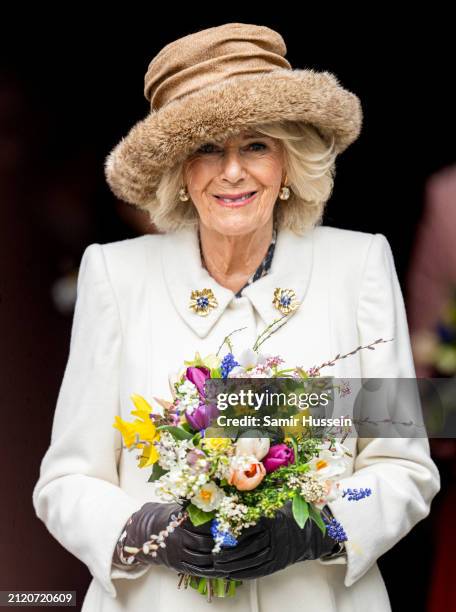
[105,22,362,208]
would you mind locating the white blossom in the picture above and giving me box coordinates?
[227,349,270,377]
[235,437,270,460]
[308,449,347,480]
[176,380,200,414]
[191,481,225,512]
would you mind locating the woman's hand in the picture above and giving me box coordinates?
[180,519,272,578]
[115,502,216,575]
[115,502,270,578]
[209,501,338,580]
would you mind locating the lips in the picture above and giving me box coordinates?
[214,191,257,203]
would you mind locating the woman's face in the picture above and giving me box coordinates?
[183,130,285,236]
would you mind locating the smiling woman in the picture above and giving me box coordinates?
[181,129,284,293]
[32,22,440,612]
[173,121,338,293]
[184,130,284,235]
[152,120,337,236]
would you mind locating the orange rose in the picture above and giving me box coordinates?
[228,456,266,491]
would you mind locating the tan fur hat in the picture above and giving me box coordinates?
[105,23,362,208]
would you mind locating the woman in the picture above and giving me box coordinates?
[33,23,440,612]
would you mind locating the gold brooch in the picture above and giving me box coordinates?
[189,288,218,316]
[273,288,300,315]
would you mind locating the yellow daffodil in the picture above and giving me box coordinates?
[137,442,159,468]
[131,393,161,414]
[112,415,137,448]
[113,394,161,468]
[112,413,160,447]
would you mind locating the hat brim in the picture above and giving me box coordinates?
[105,68,362,208]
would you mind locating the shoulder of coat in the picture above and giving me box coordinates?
[96,233,165,282]
[315,224,375,254]
[313,225,377,274]
[100,233,163,258]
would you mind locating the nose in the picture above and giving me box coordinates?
[218,149,247,182]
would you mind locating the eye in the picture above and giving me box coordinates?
[246,142,267,151]
[197,143,221,154]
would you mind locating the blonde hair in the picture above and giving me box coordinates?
[151,120,337,234]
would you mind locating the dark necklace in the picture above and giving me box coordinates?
[197,224,277,297]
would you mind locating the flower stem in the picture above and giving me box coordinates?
[216,327,248,357]
[178,575,241,601]
[253,315,289,352]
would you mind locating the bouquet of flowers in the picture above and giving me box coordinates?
[113,319,383,601]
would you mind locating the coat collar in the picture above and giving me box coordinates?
[160,224,315,338]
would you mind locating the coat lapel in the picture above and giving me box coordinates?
[241,227,314,326]
[161,225,315,338]
[161,226,235,338]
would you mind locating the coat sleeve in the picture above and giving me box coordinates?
[318,233,441,587]
[32,243,151,599]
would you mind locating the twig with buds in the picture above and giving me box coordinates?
[122,511,188,560]
[309,338,393,376]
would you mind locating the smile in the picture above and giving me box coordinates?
[213,191,258,207]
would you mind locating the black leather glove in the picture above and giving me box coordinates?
[208,501,338,579]
[113,501,270,578]
[113,501,217,574]
[180,516,272,578]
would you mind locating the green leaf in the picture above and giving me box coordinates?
[292,494,309,529]
[147,463,167,482]
[309,504,326,535]
[156,425,193,440]
[210,367,222,379]
[187,503,215,526]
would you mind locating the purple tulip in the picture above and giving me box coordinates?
[263,444,295,473]
[185,401,219,432]
[186,366,211,396]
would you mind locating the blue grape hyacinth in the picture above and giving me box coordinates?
[220,353,239,379]
[210,519,238,547]
[342,487,372,501]
[323,516,348,543]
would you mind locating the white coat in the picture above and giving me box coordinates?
[32,224,440,612]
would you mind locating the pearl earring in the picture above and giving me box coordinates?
[279,185,290,200]
[279,174,290,201]
[179,186,190,202]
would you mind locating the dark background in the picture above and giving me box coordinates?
[0,9,454,611]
